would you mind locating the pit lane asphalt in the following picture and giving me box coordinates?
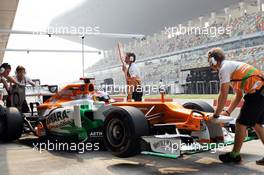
[0,136,263,175]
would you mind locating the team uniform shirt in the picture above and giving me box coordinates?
[219,60,244,84]
[128,63,140,78]
[219,60,264,94]
[0,76,6,85]
[13,76,34,86]
[126,63,142,96]
[0,76,7,96]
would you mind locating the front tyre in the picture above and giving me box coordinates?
[103,106,149,158]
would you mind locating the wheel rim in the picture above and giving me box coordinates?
[106,118,126,148]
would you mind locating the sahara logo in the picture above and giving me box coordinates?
[46,109,72,129]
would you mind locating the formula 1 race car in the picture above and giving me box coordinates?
[0,78,251,158]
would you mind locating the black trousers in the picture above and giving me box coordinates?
[21,99,30,113]
[132,91,143,102]
[237,86,264,126]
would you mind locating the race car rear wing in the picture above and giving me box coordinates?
[80,78,95,84]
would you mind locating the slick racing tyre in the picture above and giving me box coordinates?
[103,106,149,158]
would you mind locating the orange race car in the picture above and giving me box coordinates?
[0,78,242,158]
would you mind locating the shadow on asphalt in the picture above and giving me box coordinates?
[14,136,264,175]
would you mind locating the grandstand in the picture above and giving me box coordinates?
[86,0,264,95]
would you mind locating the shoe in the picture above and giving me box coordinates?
[256,157,264,165]
[219,152,242,163]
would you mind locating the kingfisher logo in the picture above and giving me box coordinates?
[46,109,72,129]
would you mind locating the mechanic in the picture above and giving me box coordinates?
[0,63,20,102]
[158,79,165,93]
[207,47,264,165]
[0,63,10,102]
[12,65,36,112]
[122,52,143,101]
[14,65,36,87]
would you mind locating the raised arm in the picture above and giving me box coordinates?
[117,42,128,81]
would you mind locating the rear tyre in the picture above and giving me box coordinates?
[0,107,23,142]
[183,101,229,143]
[183,100,214,113]
[103,106,149,158]
[182,100,215,137]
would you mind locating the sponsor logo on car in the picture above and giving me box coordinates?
[46,109,72,129]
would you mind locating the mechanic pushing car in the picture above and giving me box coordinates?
[0,63,22,102]
[207,47,264,165]
[0,63,11,102]
[11,65,36,112]
[122,52,143,101]
[14,65,36,87]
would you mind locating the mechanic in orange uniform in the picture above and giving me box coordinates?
[122,52,143,101]
[208,47,264,165]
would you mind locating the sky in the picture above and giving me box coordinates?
[3,0,103,85]
[50,0,241,49]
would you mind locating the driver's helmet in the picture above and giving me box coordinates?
[93,91,111,102]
